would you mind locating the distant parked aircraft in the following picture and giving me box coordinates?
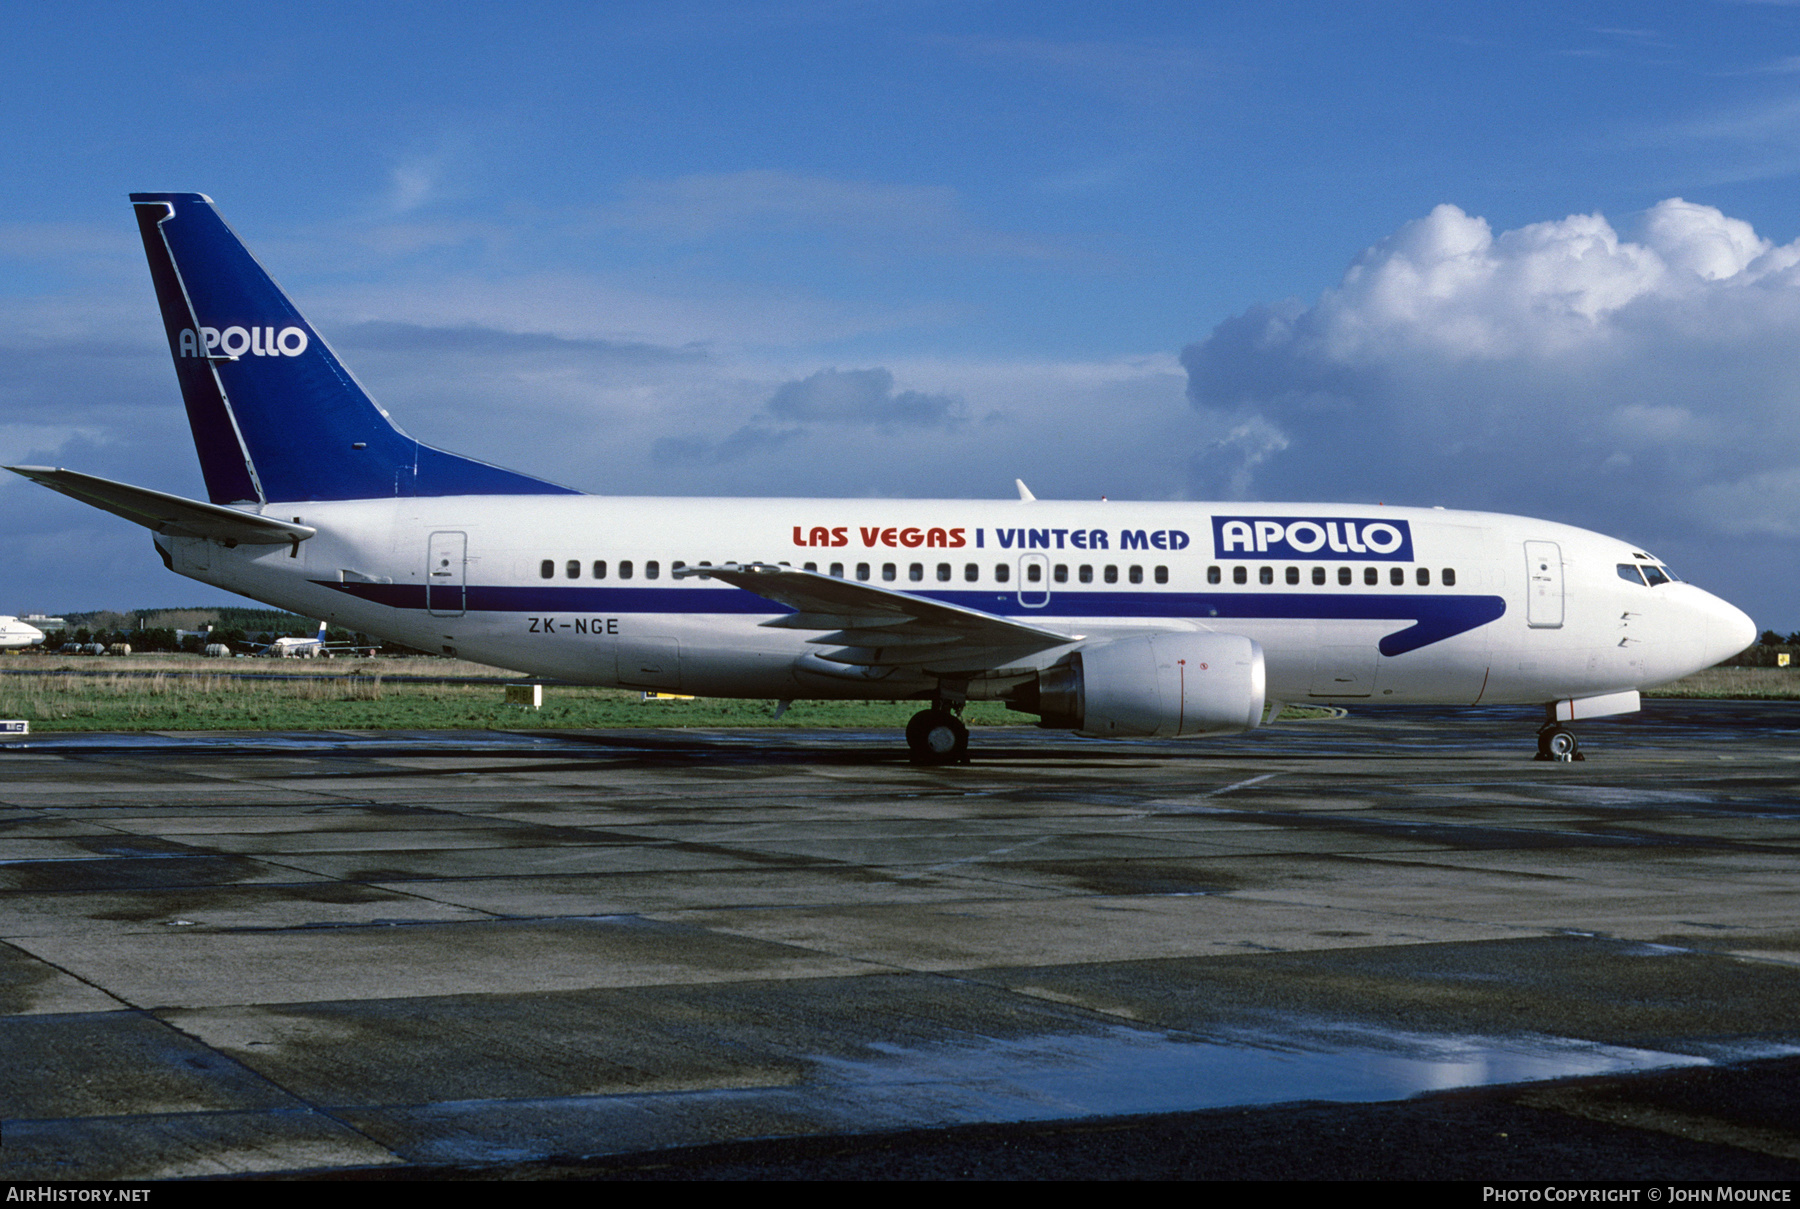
[242,622,369,658]
[0,617,46,650]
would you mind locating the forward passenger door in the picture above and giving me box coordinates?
[1525,541,1563,629]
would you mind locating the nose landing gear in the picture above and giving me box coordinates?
[1536,723,1583,762]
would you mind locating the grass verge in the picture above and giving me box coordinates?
[0,673,1025,732]
[1643,666,1800,699]
[0,662,1340,732]
[2,655,1786,733]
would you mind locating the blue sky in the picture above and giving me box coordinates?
[6,1,1800,630]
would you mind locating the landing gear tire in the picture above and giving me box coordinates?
[1536,724,1583,762]
[907,708,968,765]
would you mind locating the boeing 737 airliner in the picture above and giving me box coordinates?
[7,194,1757,761]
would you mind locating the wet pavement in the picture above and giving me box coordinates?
[4,701,1800,1179]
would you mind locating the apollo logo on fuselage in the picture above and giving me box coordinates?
[177,326,309,359]
[1213,516,1414,562]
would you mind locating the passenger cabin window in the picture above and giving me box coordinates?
[1105,565,1119,584]
[1442,568,1456,586]
[1285,567,1299,585]
[1364,567,1378,586]
[964,563,979,582]
[996,564,1010,583]
[829,563,844,578]
[939,563,953,582]
[1053,564,1067,584]
[1155,566,1168,584]
[1207,566,1221,585]
[803,562,817,572]
[909,563,924,582]
[1259,566,1273,585]
[540,560,554,579]
[1081,565,1095,584]
[1339,567,1352,586]
[619,560,634,579]
[1416,567,1430,586]
[1390,567,1404,586]
[645,561,659,580]
[1129,565,1143,584]
[1026,563,1042,583]
[593,560,608,580]
[566,560,580,580]
[883,563,897,582]
[857,563,871,581]
[1232,566,1247,585]
[1312,567,1325,586]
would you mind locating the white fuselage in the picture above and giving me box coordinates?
[0,617,46,650]
[153,496,1753,707]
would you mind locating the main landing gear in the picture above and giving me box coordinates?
[906,705,969,765]
[1536,723,1583,762]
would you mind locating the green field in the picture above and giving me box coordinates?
[1641,666,1800,699]
[0,663,1011,732]
[0,651,1789,732]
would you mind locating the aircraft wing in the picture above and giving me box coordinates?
[6,466,316,545]
[679,562,1078,674]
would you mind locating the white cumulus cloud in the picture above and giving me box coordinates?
[1182,197,1800,620]
[1184,198,1800,516]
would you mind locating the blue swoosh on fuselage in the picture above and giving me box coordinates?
[317,582,1505,658]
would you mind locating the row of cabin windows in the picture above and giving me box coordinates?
[1206,565,1457,587]
[539,558,1456,588]
[539,559,739,580]
[538,558,1172,585]
[544,559,662,580]
[801,562,1170,585]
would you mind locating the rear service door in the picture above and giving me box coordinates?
[427,531,467,617]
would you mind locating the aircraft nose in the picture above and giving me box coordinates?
[1698,592,1757,667]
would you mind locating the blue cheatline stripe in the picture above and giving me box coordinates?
[317,581,1506,656]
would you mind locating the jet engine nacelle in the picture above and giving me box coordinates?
[1018,632,1266,738]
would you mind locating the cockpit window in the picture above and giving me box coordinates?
[1641,564,1671,587]
[1617,563,1646,586]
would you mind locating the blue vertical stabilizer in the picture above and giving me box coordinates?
[130,192,580,504]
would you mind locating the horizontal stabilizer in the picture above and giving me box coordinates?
[6,466,315,544]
